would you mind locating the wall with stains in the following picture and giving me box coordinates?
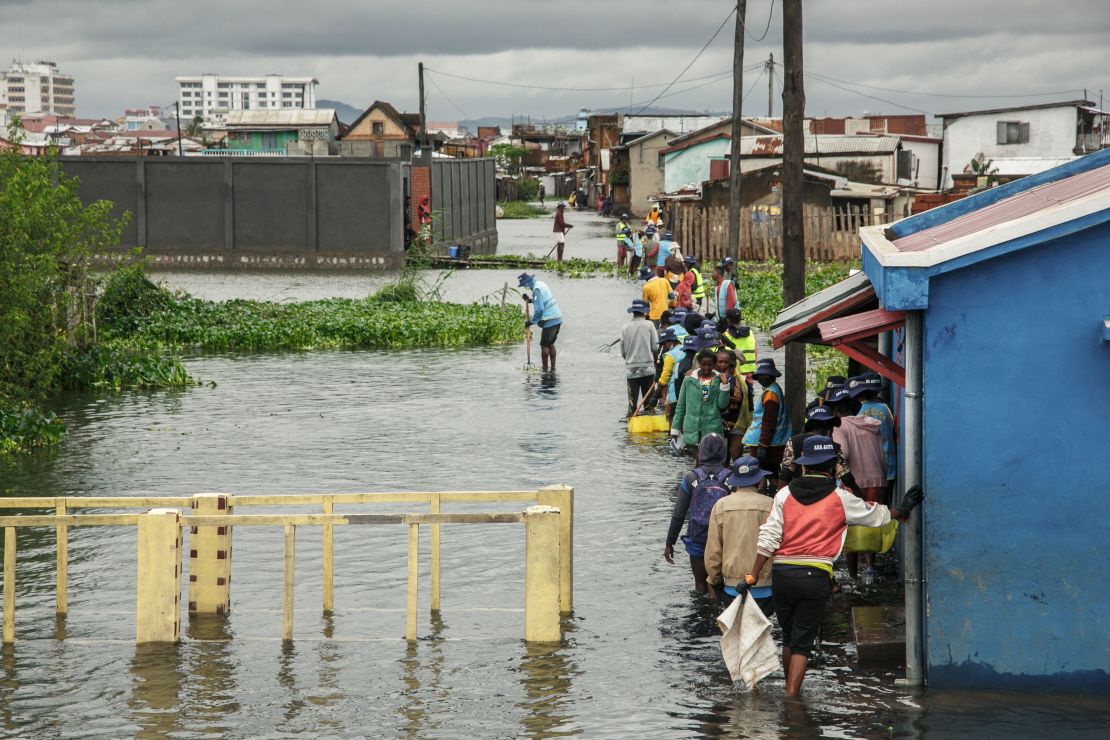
[921,225,1110,691]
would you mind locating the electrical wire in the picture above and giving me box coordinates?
[805,73,933,115]
[426,73,471,120]
[741,67,766,107]
[633,7,738,115]
[425,67,738,93]
[805,70,1085,100]
[743,0,776,42]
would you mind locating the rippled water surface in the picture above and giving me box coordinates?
[2,254,1108,737]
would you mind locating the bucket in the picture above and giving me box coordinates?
[628,414,669,434]
[447,245,460,258]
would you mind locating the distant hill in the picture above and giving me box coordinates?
[319,101,727,130]
[318,99,364,124]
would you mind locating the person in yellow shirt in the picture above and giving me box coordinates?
[640,266,673,326]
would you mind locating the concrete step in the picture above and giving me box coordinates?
[852,605,905,665]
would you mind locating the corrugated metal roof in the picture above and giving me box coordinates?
[982,157,1077,176]
[223,109,336,127]
[770,271,877,348]
[737,134,901,157]
[819,308,905,343]
[893,162,1110,253]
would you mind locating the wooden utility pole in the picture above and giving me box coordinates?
[727,0,748,264]
[767,53,774,117]
[418,62,428,151]
[781,0,806,430]
[174,101,183,157]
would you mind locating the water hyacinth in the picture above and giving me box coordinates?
[122,295,521,352]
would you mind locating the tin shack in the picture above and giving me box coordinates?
[771,148,1110,691]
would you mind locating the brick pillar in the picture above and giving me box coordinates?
[411,165,431,233]
[188,493,233,615]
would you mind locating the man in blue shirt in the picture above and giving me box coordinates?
[519,273,563,371]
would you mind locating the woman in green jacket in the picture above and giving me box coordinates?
[670,349,732,449]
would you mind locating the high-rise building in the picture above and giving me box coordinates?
[175,74,319,123]
[1,60,76,117]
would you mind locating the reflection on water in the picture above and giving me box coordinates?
[0,270,1107,736]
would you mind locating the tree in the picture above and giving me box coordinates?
[486,143,526,174]
[0,124,129,405]
[186,116,204,137]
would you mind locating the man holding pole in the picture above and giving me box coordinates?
[519,273,562,372]
[552,202,573,262]
[621,299,659,417]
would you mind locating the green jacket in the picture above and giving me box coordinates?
[671,373,731,446]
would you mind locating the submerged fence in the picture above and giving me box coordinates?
[0,487,573,644]
[670,204,900,262]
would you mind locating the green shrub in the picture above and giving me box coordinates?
[516,178,540,202]
[0,407,66,454]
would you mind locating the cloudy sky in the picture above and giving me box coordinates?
[2,0,1108,122]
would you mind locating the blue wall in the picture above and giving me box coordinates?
[921,223,1110,691]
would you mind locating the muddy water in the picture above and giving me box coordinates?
[1,268,1107,738]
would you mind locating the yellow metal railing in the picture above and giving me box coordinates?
[0,487,573,645]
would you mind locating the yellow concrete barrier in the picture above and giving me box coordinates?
[135,509,182,643]
[524,506,562,643]
[188,493,233,615]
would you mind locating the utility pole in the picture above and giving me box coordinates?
[767,53,774,118]
[727,0,748,265]
[174,101,183,156]
[418,62,428,153]
[781,0,806,432]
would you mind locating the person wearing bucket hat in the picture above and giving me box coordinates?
[518,273,563,371]
[816,375,847,403]
[552,201,573,262]
[704,455,775,613]
[650,227,674,277]
[852,372,896,497]
[664,433,731,593]
[747,435,924,698]
[656,328,685,417]
[720,307,758,379]
[665,309,690,340]
[664,333,703,420]
[614,213,634,271]
[620,299,660,418]
[683,255,709,312]
[779,405,852,487]
[628,229,647,277]
[742,358,793,484]
[641,265,674,325]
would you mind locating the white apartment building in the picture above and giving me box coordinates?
[1,60,76,117]
[175,74,318,122]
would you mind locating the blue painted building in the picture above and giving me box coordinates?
[774,148,1110,691]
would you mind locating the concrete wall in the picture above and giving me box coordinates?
[902,138,941,191]
[664,137,731,193]
[62,156,405,268]
[431,158,498,254]
[628,132,677,214]
[942,106,1078,188]
[921,227,1110,691]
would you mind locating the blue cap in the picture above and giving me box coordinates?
[627,299,649,314]
[517,272,534,287]
[795,435,838,466]
[726,456,772,488]
[697,330,721,346]
[683,255,697,265]
[664,231,674,239]
[753,358,781,378]
[639,267,654,281]
[646,224,657,234]
[667,310,688,324]
[700,320,717,332]
[682,334,702,351]
[658,328,678,343]
[825,387,851,404]
[806,405,836,424]
[818,375,846,399]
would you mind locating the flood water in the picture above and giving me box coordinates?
[2,256,1108,737]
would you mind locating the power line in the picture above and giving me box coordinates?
[805,70,1085,100]
[741,67,766,106]
[425,67,736,93]
[803,72,932,114]
[743,0,776,41]
[634,7,737,115]
[425,73,471,120]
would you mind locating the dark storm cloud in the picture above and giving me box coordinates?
[2,0,1108,119]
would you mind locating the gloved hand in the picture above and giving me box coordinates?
[524,318,533,329]
[900,485,924,512]
[522,293,532,303]
[754,446,768,463]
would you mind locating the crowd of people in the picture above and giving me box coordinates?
[529,202,924,696]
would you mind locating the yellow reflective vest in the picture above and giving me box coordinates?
[722,329,758,374]
[689,267,707,300]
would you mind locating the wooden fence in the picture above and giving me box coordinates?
[670,204,900,262]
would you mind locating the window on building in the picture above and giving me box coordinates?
[372,122,384,135]
[283,92,292,98]
[997,121,1030,145]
